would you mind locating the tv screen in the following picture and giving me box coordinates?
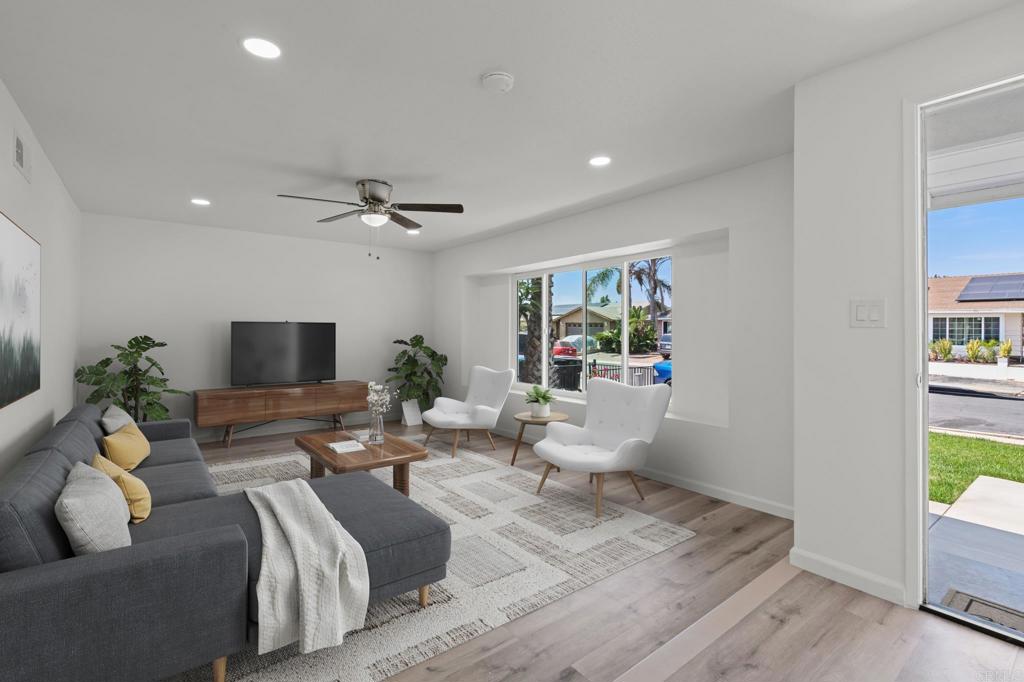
[231,322,336,386]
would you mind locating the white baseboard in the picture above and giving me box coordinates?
[491,427,795,521]
[638,465,794,520]
[789,547,907,605]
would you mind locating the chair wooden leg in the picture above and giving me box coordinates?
[484,430,496,450]
[465,430,471,442]
[626,471,645,500]
[212,656,227,682]
[537,463,554,494]
[418,584,430,608]
[594,473,605,518]
[589,473,594,484]
[451,429,460,458]
[424,425,435,445]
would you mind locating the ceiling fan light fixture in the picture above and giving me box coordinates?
[360,211,389,227]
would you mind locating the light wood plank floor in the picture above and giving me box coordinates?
[199,423,1021,682]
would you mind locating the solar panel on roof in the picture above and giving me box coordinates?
[957,274,1024,302]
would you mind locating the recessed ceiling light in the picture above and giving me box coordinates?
[190,198,211,206]
[242,37,281,59]
[589,155,611,167]
[405,228,421,235]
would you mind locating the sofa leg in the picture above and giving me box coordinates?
[213,656,227,682]
[418,584,430,608]
[451,430,460,458]
[537,462,554,494]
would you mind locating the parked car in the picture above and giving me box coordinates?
[561,334,599,353]
[552,340,578,357]
[653,359,672,386]
[658,333,672,357]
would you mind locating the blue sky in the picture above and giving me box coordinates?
[929,197,1024,276]
[549,261,673,307]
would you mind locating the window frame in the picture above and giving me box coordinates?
[510,250,672,398]
[934,314,1002,345]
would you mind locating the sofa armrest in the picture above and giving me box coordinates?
[138,417,192,442]
[0,525,248,682]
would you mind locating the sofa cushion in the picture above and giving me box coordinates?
[100,404,135,435]
[92,455,153,523]
[55,462,132,554]
[135,437,204,468]
[26,420,100,466]
[128,472,451,619]
[56,404,105,448]
[0,450,74,572]
[132,461,217,506]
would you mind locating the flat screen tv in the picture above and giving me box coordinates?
[231,321,336,386]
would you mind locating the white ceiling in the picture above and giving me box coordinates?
[0,0,1013,251]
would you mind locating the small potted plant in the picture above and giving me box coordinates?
[524,385,554,418]
[998,339,1013,368]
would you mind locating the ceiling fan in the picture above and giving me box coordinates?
[278,179,464,233]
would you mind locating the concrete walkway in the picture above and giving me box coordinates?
[929,476,1024,635]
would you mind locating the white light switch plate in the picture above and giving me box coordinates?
[850,298,886,328]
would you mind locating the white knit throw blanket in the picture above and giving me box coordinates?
[245,479,369,655]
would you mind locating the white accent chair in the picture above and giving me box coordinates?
[422,365,515,457]
[533,378,671,517]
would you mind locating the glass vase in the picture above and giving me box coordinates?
[368,414,385,444]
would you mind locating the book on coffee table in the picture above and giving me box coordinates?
[327,440,365,454]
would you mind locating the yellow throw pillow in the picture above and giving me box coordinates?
[92,454,152,524]
[101,422,151,471]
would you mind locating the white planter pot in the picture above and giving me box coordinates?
[401,399,423,426]
[999,357,1010,368]
[530,403,551,418]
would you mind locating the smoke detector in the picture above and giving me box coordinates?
[481,71,514,94]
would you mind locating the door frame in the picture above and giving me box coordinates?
[906,74,1024,632]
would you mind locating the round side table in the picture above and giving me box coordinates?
[510,411,569,466]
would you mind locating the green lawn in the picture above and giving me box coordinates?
[929,432,1024,504]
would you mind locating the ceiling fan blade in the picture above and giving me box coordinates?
[388,211,422,230]
[390,203,464,214]
[278,194,364,207]
[317,209,363,223]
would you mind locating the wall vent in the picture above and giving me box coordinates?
[12,129,31,182]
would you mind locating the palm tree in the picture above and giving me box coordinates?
[586,258,672,329]
[517,278,543,383]
[630,258,672,329]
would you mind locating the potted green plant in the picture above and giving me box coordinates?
[998,339,1013,368]
[74,335,187,421]
[386,335,447,426]
[524,384,554,418]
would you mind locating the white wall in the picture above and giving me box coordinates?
[78,214,434,441]
[792,3,1024,605]
[0,78,81,472]
[433,155,794,518]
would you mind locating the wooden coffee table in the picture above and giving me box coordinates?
[295,430,427,496]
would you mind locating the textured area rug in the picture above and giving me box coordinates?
[175,434,694,681]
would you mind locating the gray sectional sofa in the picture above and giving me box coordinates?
[0,405,451,681]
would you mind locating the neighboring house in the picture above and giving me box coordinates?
[552,304,621,339]
[928,273,1024,356]
[550,301,672,339]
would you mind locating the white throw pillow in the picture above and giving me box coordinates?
[55,462,131,555]
[101,404,135,434]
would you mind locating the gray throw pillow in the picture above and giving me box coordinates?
[55,462,131,555]
[101,404,135,434]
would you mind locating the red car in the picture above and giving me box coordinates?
[552,340,578,357]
